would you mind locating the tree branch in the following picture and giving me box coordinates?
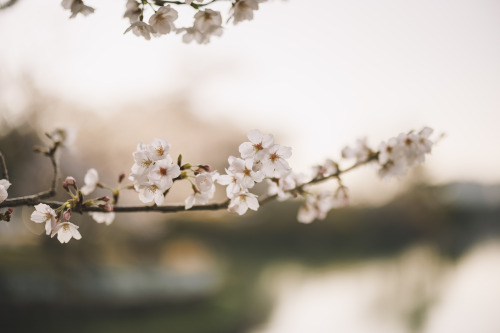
[0,0,19,10]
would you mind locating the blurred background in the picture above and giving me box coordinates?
[1,0,500,332]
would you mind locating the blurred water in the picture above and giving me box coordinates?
[253,241,500,333]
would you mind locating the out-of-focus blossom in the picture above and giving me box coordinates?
[124,21,156,40]
[0,179,11,204]
[81,168,99,195]
[89,212,115,225]
[61,0,95,18]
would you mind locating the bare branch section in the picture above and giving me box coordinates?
[0,0,19,10]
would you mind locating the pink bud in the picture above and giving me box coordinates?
[63,209,71,221]
[104,204,113,212]
[63,176,77,192]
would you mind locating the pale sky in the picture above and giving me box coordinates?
[1,0,499,186]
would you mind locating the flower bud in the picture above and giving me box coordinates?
[63,176,77,192]
[98,196,111,202]
[118,173,126,183]
[103,203,113,212]
[63,209,71,221]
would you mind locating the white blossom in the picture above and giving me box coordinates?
[232,0,260,25]
[342,137,371,163]
[124,21,156,40]
[193,9,222,34]
[124,0,141,23]
[51,222,82,244]
[261,144,292,178]
[81,168,99,195]
[89,212,115,225]
[185,171,218,209]
[61,0,94,18]
[149,5,178,35]
[266,171,306,201]
[148,157,181,191]
[228,191,259,215]
[377,127,434,179]
[137,183,166,205]
[30,203,57,236]
[297,191,334,224]
[312,159,338,179]
[239,129,274,160]
[0,179,11,204]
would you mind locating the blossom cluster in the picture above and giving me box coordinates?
[218,129,293,214]
[61,0,268,44]
[129,138,181,205]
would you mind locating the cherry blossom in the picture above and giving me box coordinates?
[81,168,99,195]
[0,179,11,204]
[51,222,82,244]
[228,191,259,215]
[148,157,181,191]
[297,191,334,224]
[149,5,178,35]
[342,137,371,163]
[61,0,94,19]
[124,21,156,40]
[239,129,274,160]
[30,203,57,236]
[261,144,292,178]
[89,212,115,225]
[232,0,260,25]
[185,171,218,209]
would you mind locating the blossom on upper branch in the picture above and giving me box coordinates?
[124,21,156,40]
[0,179,11,204]
[231,0,261,25]
[149,5,178,35]
[61,0,95,18]
[124,0,141,23]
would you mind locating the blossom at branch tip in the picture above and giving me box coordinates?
[149,5,178,35]
[312,159,338,179]
[0,179,11,204]
[30,203,57,236]
[377,127,434,179]
[89,212,115,225]
[61,0,94,19]
[228,191,259,215]
[81,168,98,195]
[51,222,82,244]
[124,21,156,40]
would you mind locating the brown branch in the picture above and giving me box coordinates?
[0,0,19,10]
[0,150,379,214]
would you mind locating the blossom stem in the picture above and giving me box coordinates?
[0,152,9,181]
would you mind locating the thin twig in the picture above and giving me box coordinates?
[0,152,8,181]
